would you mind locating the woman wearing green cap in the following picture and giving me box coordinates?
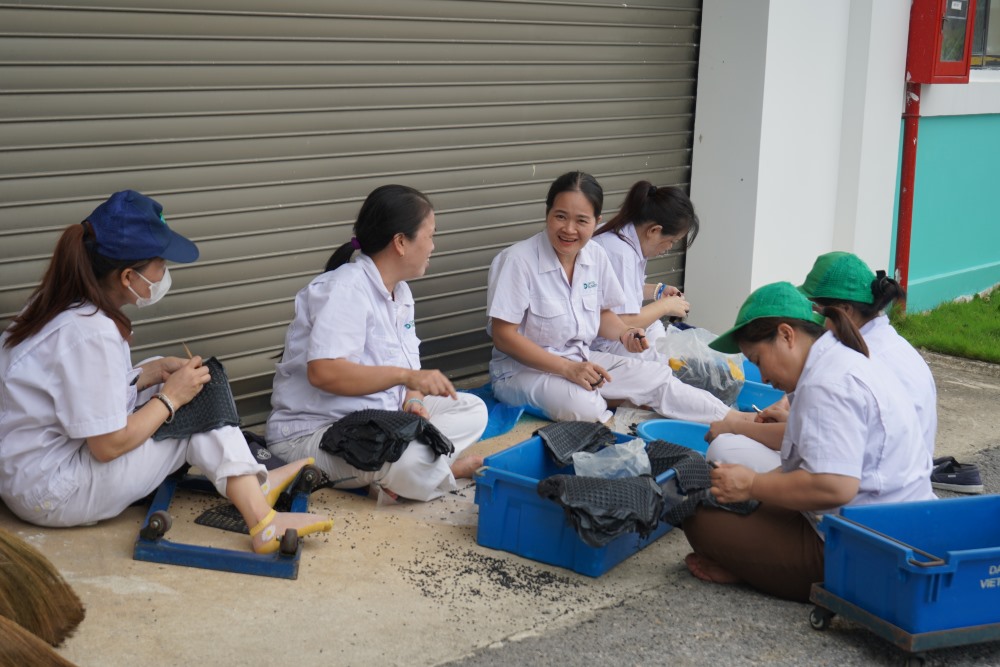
[682,281,934,601]
[0,190,333,554]
[705,252,939,480]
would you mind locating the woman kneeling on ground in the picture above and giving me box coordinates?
[683,281,935,601]
[266,185,488,501]
[0,190,332,553]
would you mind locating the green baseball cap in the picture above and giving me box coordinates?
[799,251,876,304]
[709,281,827,353]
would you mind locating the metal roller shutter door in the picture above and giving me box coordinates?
[0,0,702,424]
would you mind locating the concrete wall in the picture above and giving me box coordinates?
[687,0,911,333]
[894,72,1000,311]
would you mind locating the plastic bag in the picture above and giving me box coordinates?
[654,327,746,406]
[572,438,651,479]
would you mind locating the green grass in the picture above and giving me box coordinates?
[889,287,1000,364]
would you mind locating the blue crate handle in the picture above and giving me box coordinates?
[836,515,945,568]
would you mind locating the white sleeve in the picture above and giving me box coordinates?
[56,326,129,439]
[305,280,371,363]
[487,251,532,327]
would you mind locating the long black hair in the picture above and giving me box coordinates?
[734,306,869,358]
[595,180,699,249]
[812,270,907,322]
[545,171,603,218]
[324,184,433,273]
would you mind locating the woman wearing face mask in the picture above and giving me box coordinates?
[590,180,697,360]
[682,282,934,601]
[486,171,744,425]
[266,185,488,502]
[0,190,333,553]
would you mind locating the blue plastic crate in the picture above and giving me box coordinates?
[735,380,785,413]
[742,358,762,383]
[823,496,1000,634]
[635,420,710,456]
[474,432,675,577]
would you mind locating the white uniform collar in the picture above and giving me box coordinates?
[620,223,644,260]
[797,329,839,389]
[355,252,404,303]
[859,313,888,336]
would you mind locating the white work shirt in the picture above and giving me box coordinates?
[486,231,626,382]
[267,253,421,444]
[0,305,139,510]
[862,314,938,460]
[591,224,668,353]
[781,331,935,520]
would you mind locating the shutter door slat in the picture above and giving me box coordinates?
[1,0,701,424]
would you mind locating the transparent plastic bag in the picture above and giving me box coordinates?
[572,438,651,479]
[654,327,746,406]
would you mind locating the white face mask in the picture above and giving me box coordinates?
[128,266,171,308]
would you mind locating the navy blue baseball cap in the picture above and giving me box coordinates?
[87,190,199,263]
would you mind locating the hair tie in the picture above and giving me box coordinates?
[872,269,890,295]
[648,184,658,196]
[350,237,361,250]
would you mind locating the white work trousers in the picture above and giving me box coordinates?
[269,393,487,502]
[706,433,782,473]
[493,350,730,424]
[20,421,265,528]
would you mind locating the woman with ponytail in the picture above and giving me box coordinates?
[0,190,332,554]
[706,252,939,478]
[591,180,698,359]
[681,282,934,602]
[266,185,488,502]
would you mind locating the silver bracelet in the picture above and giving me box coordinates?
[153,392,175,424]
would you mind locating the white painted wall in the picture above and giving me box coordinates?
[686,0,911,334]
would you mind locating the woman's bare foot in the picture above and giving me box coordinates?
[684,552,742,584]
[451,455,484,479]
[260,458,314,506]
[249,509,333,554]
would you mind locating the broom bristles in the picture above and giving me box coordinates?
[0,529,85,647]
[0,615,79,667]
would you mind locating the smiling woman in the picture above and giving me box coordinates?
[485,171,744,426]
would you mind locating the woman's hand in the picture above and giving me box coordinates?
[660,285,683,298]
[659,295,690,319]
[618,327,650,354]
[757,399,790,423]
[404,369,457,399]
[403,394,431,418]
[160,356,211,407]
[136,356,187,389]
[563,361,612,391]
[709,463,757,503]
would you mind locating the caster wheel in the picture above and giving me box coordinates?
[279,528,299,556]
[291,465,320,494]
[140,510,172,540]
[809,606,834,631]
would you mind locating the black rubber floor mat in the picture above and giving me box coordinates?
[535,421,616,468]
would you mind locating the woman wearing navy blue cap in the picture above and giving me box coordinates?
[0,190,332,554]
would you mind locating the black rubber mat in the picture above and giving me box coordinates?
[152,357,240,440]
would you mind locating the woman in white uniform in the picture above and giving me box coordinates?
[706,252,937,473]
[682,282,935,601]
[0,190,332,554]
[590,180,696,360]
[266,185,488,502]
[486,171,744,425]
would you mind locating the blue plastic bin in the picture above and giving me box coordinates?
[474,432,675,577]
[634,420,710,456]
[735,380,785,413]
[742,358,762,383]
[822,496,1000,634]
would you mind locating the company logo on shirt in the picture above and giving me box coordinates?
[404,320,415,329]
[583,281,598,290]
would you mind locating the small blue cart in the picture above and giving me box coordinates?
[133,466,320,580]
[809,498,1000,665]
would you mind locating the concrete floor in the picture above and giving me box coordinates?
[3,351,999,667]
